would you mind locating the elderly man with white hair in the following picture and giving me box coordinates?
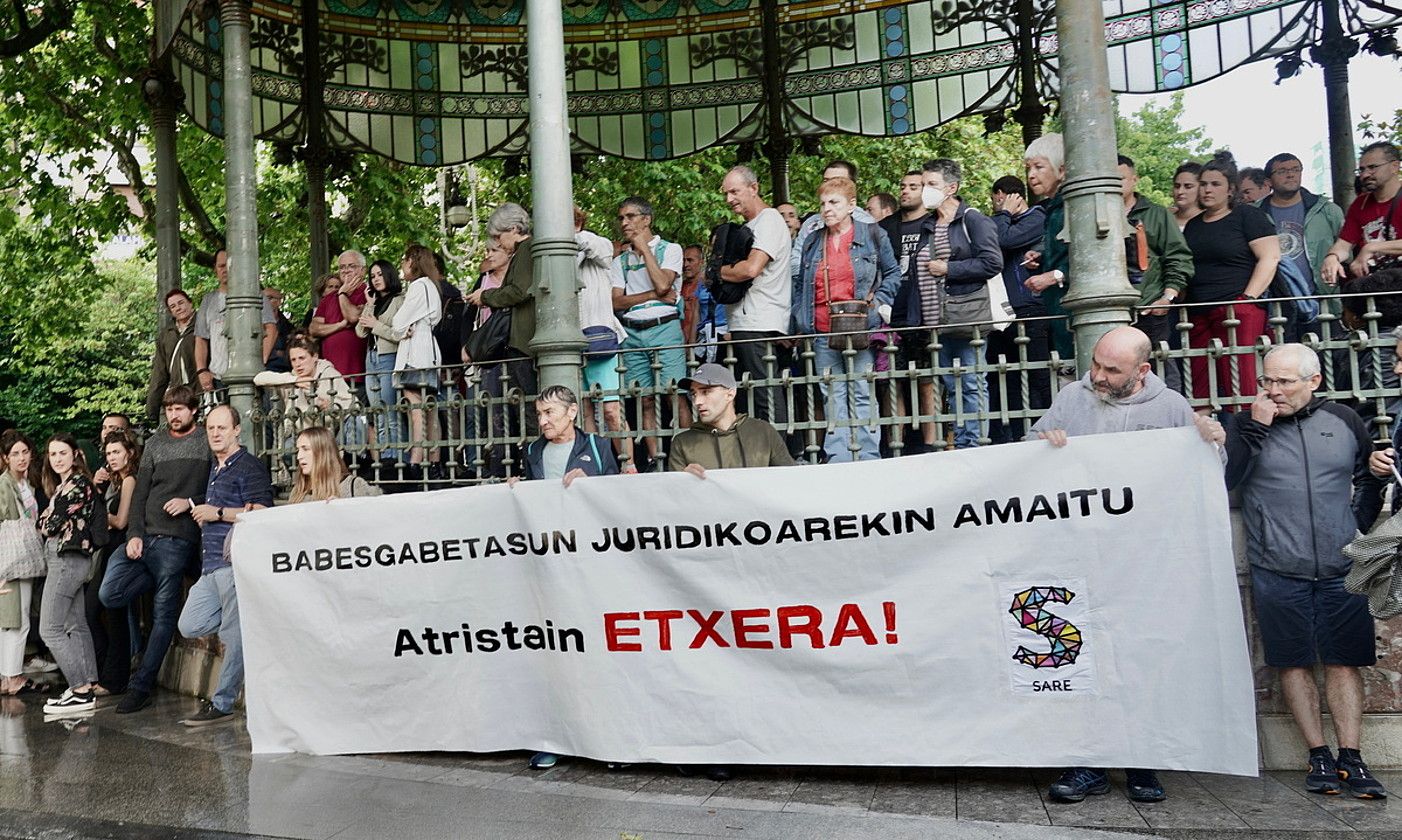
[1227,342,1388,800]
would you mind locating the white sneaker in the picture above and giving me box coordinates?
[43,688,96,715]
[24,657,59,674]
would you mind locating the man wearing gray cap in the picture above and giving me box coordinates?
[669,364,795,476]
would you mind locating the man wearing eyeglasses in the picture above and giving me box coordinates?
[1226,343,1388,799]
[611,196,690,467]
[1322,142,1402,285]
[1258,153,1345,329]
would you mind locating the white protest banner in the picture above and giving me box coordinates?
[232,427,1257,773]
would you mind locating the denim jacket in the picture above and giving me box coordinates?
[792,221,903,335]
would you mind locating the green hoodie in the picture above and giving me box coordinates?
[1127,194,1194,307]
[668,414,795,471]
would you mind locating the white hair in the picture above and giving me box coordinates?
[1265,343,1321,379]
[1024,133,1065,171]
[338,249,365,267]
[487,202,532,237]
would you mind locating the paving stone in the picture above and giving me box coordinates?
[1033,769,1150,829]
[1130,770,1253,831]
[869,771,958,818]
[1205,771,1354,832]
[956,767,1050,825]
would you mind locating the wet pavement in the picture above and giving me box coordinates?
[4,692,1402,839]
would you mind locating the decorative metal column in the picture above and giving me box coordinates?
[301,0,331,285]
[1314,0,1358,209]
[760,0,790,204]
[143,61,182,332]
[219,0,264,444]
[1055,0,1138,372]
[525,0,584,394]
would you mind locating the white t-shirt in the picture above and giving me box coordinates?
[194,289,278,378]
[611,236,684,324]
[726,207,792,334]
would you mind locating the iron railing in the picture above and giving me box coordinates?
[246,291,1402,491]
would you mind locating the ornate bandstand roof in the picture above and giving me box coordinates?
[162,0,1402,165]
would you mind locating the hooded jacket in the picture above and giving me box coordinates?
[1126,194,1194,307]
[667,414,796,471]
[1031,371,1200,439]
[526,430,619,480]
[1227,396,1382,580]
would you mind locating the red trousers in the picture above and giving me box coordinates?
[1188,301,1268,403]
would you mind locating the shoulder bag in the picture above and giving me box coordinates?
[822,229,874,351]
[0,488,45,581]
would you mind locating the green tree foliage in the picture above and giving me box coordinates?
[1115,94,1214,205]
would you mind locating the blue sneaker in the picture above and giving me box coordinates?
[1336,753,1387,799]
[1125,769,1166,802]
[1306,751,1342,795]
[529,752,559,769]
[1048,767,1109,803]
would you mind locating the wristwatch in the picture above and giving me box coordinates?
[1051,269,1065,287]
[216,507,224,522]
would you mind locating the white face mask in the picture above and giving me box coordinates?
[922,186,946,210]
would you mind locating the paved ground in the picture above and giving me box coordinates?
[3,692,1402,839]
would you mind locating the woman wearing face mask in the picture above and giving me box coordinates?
[900,160,1003,450]
[36,433,99,716]
[794,176,903,461]
[0,431,46,696]
[290,426,382,502]
[1184,151,1280,406]
[356,259,406,465]
[84,430,139,697]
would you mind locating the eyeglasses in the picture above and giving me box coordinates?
[1257,375,1307,388]
[1357,161,1398,175]
[1271,165,1303,175]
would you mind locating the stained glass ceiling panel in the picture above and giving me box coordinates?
[165,0,1402,165]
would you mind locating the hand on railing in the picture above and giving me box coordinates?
[1369,447,1397,481]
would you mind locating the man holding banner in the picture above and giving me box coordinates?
[1032,326,1226,804]
[1227,344,1388,800]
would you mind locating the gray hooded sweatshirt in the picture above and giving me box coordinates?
[1032,371,1199,439]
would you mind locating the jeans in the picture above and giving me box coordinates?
[84,548,130,691]
[365,347,403,460]
[99,535,196,695]
[177,566,242,713]
[940,336,986,448]
[815,337,880,462]
[38,543,98,689]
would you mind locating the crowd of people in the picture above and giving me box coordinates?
[1,135,1401,803]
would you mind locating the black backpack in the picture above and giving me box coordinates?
[434,280,466,367]
[706,221,756,306]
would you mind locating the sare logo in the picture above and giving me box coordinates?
[999,580,1095,694]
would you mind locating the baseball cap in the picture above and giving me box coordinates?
[679,363,737,390]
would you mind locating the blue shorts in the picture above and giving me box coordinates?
[1251,566,1376,668]
[581,354,622,403]
[621,320,687,388]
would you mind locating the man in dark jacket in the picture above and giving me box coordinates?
[523,385,618,484]
[1227,343,1387,799]
[1119,155,1193,390]
[144,289,199,427]
[986,175,1049,443]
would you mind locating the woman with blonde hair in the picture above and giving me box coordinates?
[290,426,381,503]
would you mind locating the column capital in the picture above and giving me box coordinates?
[218,0,252,28]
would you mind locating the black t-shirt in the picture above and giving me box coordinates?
[897,214,928,275]
[1184,204,1277,303]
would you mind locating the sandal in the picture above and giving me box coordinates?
[15,679,49,696]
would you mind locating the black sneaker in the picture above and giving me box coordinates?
[42,688,95,715]
[1337,753,1388,799]
[1125,769,1166,802]
[182,700,234,727]
[115,689,152,715]
[1305,750,1342,795]
[1047,767,1110,803]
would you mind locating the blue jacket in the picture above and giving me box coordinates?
[792,221,903,334]
[525,431,619,481]
[992,206,1046,311]
[890,200,1004,327]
